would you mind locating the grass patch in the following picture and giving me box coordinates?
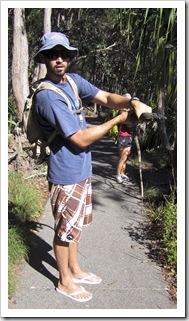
[8,226,28,294]
[144,186,162,199]
[8,170,44,296]
[151,194,177,267]
[146,193,177,302]
[9,171,43,222]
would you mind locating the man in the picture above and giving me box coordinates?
[34,32,152,302]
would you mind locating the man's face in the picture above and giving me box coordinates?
[42,45,71,80]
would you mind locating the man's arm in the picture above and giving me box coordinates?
[92,90,152,119]
[68,110,131,149]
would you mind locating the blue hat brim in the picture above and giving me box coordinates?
[34,43,78,63]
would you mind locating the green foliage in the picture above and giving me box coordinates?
[8,171,43,222]
[8,263,16,295]
[9,6,177,221]
[152,195,177,266]
[109,124,119,143]
[9,8,177,152]
[8,170,44,295]
[8,226,28,294]
[105,109,119,143]
[144,186,162,199]
[8,226,28,263]
[148,99,156,110]
[8,95,17,134]
[25,9,44,54]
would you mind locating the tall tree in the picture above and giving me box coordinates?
[12,8,29,122]
[125,8,177,150]
[33,8,52,81]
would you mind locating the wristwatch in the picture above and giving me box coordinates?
[129,97,140,108]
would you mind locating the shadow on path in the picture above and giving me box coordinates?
[9,204,58,287]
[87,117,166,269]
[26,222,59,287]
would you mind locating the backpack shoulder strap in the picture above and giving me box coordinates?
[35,78,83,114]
[66,75,82,109]
[35,82,72,111]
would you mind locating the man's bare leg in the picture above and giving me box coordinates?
[68,242,84,277]
[53,235,92,300]
[68,242,102,283]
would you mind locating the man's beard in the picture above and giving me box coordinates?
[54,69,65,77]
[49,63,67,78]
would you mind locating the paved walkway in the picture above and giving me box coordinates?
[7,118,176,317]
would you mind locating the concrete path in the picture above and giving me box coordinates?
[7,118,176,318]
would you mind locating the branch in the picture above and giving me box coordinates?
[75,43,117,63]
[8,152,17,163]
[96,43,117,52]
[134,134,144,206]
[24,172,47,180]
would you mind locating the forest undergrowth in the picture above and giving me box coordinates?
[130,148,177,304]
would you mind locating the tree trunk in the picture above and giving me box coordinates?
[12,8,29,122]
[157,87,173,151]
[38,8,52,80]
[157,87,177,189]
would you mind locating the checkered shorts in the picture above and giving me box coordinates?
[49,178,92,243]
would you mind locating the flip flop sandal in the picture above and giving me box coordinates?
[72,272,102,284]
[56,285,92,302]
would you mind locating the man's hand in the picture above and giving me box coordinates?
[117,110,130,124]
[131,101,152,119]
[117,110,138,125]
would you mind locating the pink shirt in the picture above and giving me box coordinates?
[119,125,132,137]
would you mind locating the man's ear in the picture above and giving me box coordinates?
[39,53,46,63]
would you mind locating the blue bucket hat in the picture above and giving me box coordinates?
[34,32,79,63]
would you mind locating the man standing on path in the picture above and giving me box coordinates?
[33,32,152,302]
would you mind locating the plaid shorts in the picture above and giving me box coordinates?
[49,178,92,243]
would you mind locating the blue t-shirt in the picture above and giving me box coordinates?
[34,73,100,185]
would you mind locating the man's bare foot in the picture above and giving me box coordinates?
[56,281,92,302]
[71,272,102,284]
